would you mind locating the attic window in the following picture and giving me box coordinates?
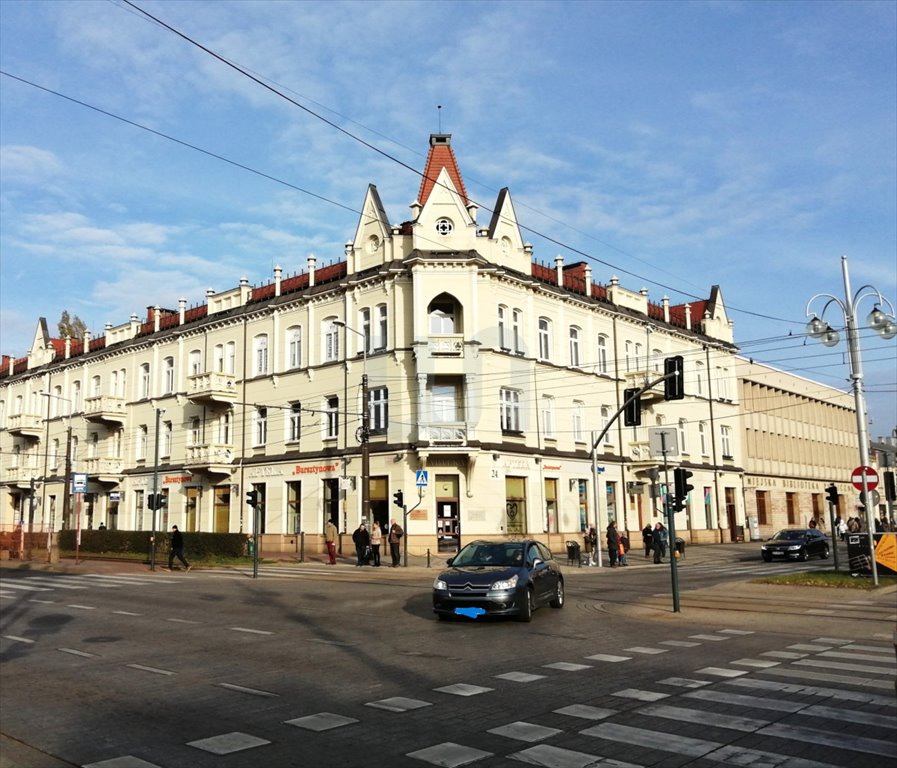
[435,218,454,236]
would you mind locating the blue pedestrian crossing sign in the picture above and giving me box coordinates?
[416,470,429,487]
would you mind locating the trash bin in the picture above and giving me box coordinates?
[675,537,686,558]
[845,533,871,575]
[247,537,256,558]
[566,541,581,567]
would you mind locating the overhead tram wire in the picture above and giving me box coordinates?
[115,0,802,329]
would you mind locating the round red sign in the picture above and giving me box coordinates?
[850,465,879,491]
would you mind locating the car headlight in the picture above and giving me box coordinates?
[490,574,519,591]
[787,545,801,551]
[433,577,448,590]
[760,545,768,550]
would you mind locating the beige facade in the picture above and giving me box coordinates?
[2,134,746,555]
[738,358,857,538]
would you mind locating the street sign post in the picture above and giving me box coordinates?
[851,466,879,491]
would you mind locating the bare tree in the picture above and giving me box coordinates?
[57,311,87,339]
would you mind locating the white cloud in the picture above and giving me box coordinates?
[0,145,62,184]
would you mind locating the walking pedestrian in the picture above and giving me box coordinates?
[584,527,597,565]
[370,521,382,567]
[168,525,191,571]
[325,518,338,564]
[388,519,404,567]
[642,524,653,558]
[352,523,370,566]
[606,521,620,567]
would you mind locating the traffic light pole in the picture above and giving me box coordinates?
[827,495,841,572]
[150,406,163,572]
[660,432,680,613]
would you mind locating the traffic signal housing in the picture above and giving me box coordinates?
[825,484,839,507]
[147,493,167,510]
[673,467,694,511]
[393,490,404,508]
[623,388,641,426]
[664,355,685,400]
[246,489,259,507]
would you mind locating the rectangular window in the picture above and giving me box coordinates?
[538,318,551,360]
[625,340,633,372]
[162,421,172,458]
[569,328,581,367]
[190,417,201,446]
[254,407,267,447]
[218,411,231,444]
[786,491,797,525]
[431,383,459,423]
[255,336,268,376]
[163,358,175,394]
[287,328,302,369]
[699,422,708,455]
[498,306,507,350]
[140,365,150,399]
[505,476,527,535]
[137,425,148,461]
[512,309,522,353]
[720,425,732,458]
[573,401,584,442]
[288,403,301,443]
[324,323,340,362]
[361,308,372,353]
[369,387,388,434]
[376,305,388,350]
[500,388,521,432]
[756,490,769,526]
[541,396,555,439]
[325,397,339,439]
[678,419,688,454]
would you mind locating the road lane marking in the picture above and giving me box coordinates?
[217,683,278,697]
[59,648,95,657]
[3,635,34,644]
[127,664,175,676]
[229,627,273,635]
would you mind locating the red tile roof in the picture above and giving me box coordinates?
[417,136,469,208]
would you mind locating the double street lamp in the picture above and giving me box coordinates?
[805,255,896,586]
[331,320,370,527]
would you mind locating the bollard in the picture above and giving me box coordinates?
[299,531,305,563]
[427,548,431,568]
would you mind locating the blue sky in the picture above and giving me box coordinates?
[1,0,895,434]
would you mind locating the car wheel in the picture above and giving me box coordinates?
[799,548,809,561]
[437,613,451,622]
[517,588,534,622]
[762,553,772,562]
[550,578,565,609]
[820,545,830,560]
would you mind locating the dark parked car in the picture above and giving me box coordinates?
[432,539,564,622]
[761,528,831,562]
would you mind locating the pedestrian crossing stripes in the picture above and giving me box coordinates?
[0,572,184,599]
[70,628,895,768]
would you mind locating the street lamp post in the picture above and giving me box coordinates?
[332,320,370,527]
[806,255,897,587]
[150,407,165,571]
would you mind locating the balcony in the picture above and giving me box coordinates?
[84,456,124,482]
[623,369,665,402]
[6,412,43,439]
[187,372,237,405]
[4,466,39,488]
[428,334,464,356]
[419,422,474,446]
[184,442,234,474]
[84,395,127,424]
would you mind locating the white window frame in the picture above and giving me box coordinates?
[512,309,522,353]
[541,395,555,439]
[323,320,340,363]
[678,418,688,454]
[140,364,150,399]
[375,304,388,350]
[325,396,339,439]
[699,421,708,455]
[137,425,148,461]
[91,375,102,397]
[538,317,551,361]
[369,387,388,433]
[287,402,302,443]
[163,357,175,394]
[162,421,172,458]
[287,326,302,370]
[189,350,202,376]
[573,401,584,442]
[500,388,522,432]
[721,424,732,457]
[254,407,268,447]
[597,335,608,374]
[254,334,268,376]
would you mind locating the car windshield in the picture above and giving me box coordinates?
[772,530,806,541]
[452,543,525,567]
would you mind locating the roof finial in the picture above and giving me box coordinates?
[437,104,442,133]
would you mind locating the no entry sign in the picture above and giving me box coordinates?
[851,465,879,491]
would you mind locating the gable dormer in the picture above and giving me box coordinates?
[26,317,58,369]
[484,187,529,272]
[699,285,734,343]
[351,184,393,271]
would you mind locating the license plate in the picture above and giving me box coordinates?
[454,607,486,618]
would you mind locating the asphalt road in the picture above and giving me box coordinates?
[1,543,894,768]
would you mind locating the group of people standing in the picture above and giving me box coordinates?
[642,522,669,563]
[325,519,404,567]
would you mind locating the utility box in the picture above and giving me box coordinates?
[846,533,872,575]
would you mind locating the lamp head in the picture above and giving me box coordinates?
[866,305,887,329]
[820,326,840,347]
[876,317,897,340]
[805,316,827,339]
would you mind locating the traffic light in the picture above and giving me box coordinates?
[623,388,641,426]
[664,355,684,400]
[825,484,839,507]
[246,489,259,507]
[673,467,693,511]
[147,493,158,511]
[393,490,404,508]
[884,472,896,503]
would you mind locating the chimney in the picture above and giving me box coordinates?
[662,296,670,323]
[555,255,564,287]
[584,264,592,298]
[308,254,317,287]
[684,303,692,330]
[153,306,161,333]
[274,265,282,297]
[178,297,187,324]
[64,336,71,359]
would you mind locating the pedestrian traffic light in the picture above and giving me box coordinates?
[825,484,839,507]
[623,388,641,426]
[664,355,685,400]
[147,493,158,510]
[673,467,693,511]
[246,489,259,507]
[393,490,404,508]
[884,472,896,503]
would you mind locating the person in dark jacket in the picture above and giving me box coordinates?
[168,525,191,571]
[352,523,370,566]
[652,522,668,563]
[642,524,654,558]
[606,521,621,567]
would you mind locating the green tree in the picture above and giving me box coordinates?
[57,311,87,339]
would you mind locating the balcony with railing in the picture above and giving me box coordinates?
[428,334,464,356]
[184,442,235,473]
[4,465,39,487]
[84,395,127,424]
[187,372,238,404]
[623,368,665,402]
[418,422,474,446]
[84,456,124,481]
[6,412,43,438]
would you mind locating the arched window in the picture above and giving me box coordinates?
[498,305,508,350]
[597,335,609,374]
[569,327,581,367]
[375,304,388,350]
[253,334,268,376]
[163,357,175,394]
[140,364,150,399]
[286,326,302,369]
[323,319,340,362]
[91,375,102,397]
[538,317,551,360]
[189,349,203,376]
[679,418,688,454]
[429,301,455,334]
